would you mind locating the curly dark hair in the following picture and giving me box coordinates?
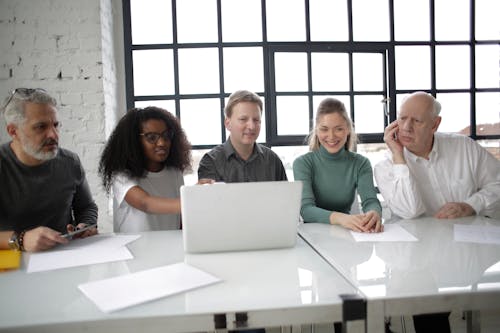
[98,106,192,193]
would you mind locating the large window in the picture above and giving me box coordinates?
[124,0,500,153]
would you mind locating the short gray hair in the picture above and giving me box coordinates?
[2,88,57,125]
[224,90,263,118]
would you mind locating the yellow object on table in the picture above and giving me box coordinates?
[0,250,21,271]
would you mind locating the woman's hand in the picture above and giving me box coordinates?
[330,210,383,233]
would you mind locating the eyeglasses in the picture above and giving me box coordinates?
[140,130,174,144]
[2,88,48,110]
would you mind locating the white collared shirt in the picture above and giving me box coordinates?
[374,133,500,219]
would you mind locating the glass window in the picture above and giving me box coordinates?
[275,52,309,92]
[393,0,430,41]
[352,0,390,41]
[436,45,470,89]
[133,50,175,96]
[353,95,385,134]
[180,98,222,145]
[266,0,306,41]
[178,48,220,94]
[476,92,500,136]
[223,47,264,93]
[436,93,471,134]
[177,0,218,43]
[276,96,310,135]
[130,0,172,44]
[395,46,431,90]
[309,0,348,41]
[435,0,469,41]
[221,0,262,42]
[475,0,500,40]
[311,53,350,92]
[353,53,384,91]
[475,45,500,89]
[134,100,176,114]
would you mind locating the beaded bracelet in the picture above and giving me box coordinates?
[18,230,26,252]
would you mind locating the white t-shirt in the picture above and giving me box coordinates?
[112,167,184,232]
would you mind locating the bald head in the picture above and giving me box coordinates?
[400,91,441,118]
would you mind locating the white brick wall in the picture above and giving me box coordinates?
[0,0,126,232]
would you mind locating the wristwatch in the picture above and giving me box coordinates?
[8,231,21,251]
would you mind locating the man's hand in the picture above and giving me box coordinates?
[66,223,98,239]
[434,202,476,219]
[22,226,68,252]
[197,178,215,185]
[384,121,405,164]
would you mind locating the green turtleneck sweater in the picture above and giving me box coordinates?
[293,146,382,224]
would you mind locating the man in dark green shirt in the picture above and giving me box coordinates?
[0,88,97,252]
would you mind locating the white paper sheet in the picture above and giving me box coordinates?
[78,262,222,313]
[454,224,500,245]
[26,234,140,273]
[350,224,418,242]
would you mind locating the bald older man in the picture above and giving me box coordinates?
[375,91,500,220]
[375,92,500,332]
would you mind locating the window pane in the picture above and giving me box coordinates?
[180,98,222,145]
[177,0,218,43]
[223,47,264,93]
[353,95,385,133]
[275,53,309,92]
[311,53,350,92]
[475,45,500,89]
[394,0,430,41]
[395,46,431,90]
[272,146,309,180]
[134,100,176,115]
[309,0,348,41]
[353,53,384,91]
[352,0,390,41]
[436,93,470,134]
[131,0,172,44]
[436,46,470,89]
[312,95,351,125]
[476,92,500,136]
[133,50,174,96]
[178,48,220,94]
[435,0,469,41]
[476,0,500,40]
[221,0,262,42]
[276,96,309,135]
[266,0,306,41]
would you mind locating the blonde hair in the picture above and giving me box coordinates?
[224,90,263,118]
[308,98,357,151]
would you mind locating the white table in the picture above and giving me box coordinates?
[298,216,500,333]
[0,231,360,333]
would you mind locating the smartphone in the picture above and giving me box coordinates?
[61,223,97,239]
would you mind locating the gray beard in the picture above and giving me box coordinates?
[20,138,58,161]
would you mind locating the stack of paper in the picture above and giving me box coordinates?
[26,234,141,273]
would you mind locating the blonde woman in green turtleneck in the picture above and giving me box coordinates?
[293,98,383,233]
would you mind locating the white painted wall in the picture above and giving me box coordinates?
[0,0,126,232]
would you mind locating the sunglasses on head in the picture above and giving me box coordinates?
[3,88,48,109]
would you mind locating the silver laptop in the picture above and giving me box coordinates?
[181,181,302,253]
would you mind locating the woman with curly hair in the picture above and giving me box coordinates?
[99,106,192,232]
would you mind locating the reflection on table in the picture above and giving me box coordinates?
[0,230,357,333]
